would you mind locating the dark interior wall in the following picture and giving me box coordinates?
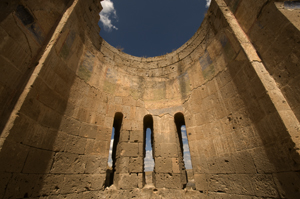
[183,3,263,194]
[226,0,300,123]
[184,1,300,198]
[0,0,109,198]
[0,0,73,133]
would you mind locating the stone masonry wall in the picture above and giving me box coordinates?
[0,0,300,198]
[0,0,72,133]
[0,0,108,198]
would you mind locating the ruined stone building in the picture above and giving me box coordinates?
[0,0,300,198]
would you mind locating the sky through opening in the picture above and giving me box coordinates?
[144,128,154,172]
[99,0,211,57]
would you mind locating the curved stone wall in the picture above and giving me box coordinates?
[0,0,300,198]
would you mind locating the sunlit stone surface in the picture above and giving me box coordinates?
[0,0,300,198]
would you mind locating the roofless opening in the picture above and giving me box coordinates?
[174,112,194,188]
[143,115,155,186]
[105,112,123,187]
[99,1,210,57]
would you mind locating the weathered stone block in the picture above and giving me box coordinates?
[122,119,134,130]
[214,156,235,174]
[138,173,145,189]
[155,143,178,158]
[38,174,65,196]
[79,123,98,138]
[118,142,139,157]
[119,130,130,142]
[197,139,217,158]
[122,96,136,107]
[138,143,144,157]
[194,174,208,191]
[155,157,172,173]
[251,174,279,198]
[206,157,220,174]
[249,147,276,173]
[50,153,85,174]
[65,135,87,154]
[154,173,183,189]
[0,141,29,172]
[129,157,144,173]
[114,173,138,189]
[106,103,116,118]
[85,174,106,191]
[18,93,42,122]
[172,158,181,174]
[4,173,43,198]
[122,105,131,119]
[85,155,107,174]
[207,174,254,195]
[130,130,143,143]
[61,174,88,194]
[59,117,81,135]
[84,138,95,155]
[273,172,300,199]
[76,107,89,123]
[191,155,209,174]
[114,96,122,104]
[104,117,114,129]
[115,157,129,174]
[39,106,63,129]
[43,130,68,152]
[232,151,256,174]
[0,172,12,198]
[22,148,54,173]
[91,140,109,156]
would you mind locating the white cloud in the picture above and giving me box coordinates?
[184,158,192,169]
[206,0,211,8]
[108,139,114,167]
[110,139,114,149]
[181,126,186,131]
[181,125,187,139]
[183,143,189,152]
[144,150,154,171]
[108,158,112,167]
[183,152,192,169]
[99,0,118,32]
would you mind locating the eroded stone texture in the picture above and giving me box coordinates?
[0,0,300,198]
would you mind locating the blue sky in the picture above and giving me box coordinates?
[181,125,193,170]
[144,128,154,171]
[99,0,211,57]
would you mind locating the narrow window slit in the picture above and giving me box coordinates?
[105,112,123,187]
[174,112,194,189]
[143,115,155,187]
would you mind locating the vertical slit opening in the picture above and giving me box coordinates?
[143,115,155,186]
[106,112,123,187]
[174,112,194,188]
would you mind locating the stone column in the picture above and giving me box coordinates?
[153,115,185,189]
[113,127,145,189]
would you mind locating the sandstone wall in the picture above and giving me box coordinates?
[224,0,300,122]
[0,0,72,133]
[0,0,300,198]
[0,0,109,198]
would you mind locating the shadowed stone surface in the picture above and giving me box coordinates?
[0,0,300,198]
